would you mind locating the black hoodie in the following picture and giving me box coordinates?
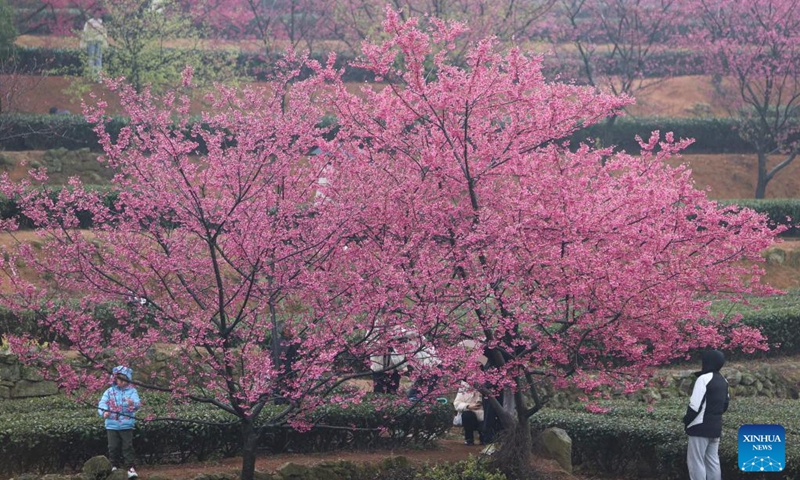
[683,350,729,438]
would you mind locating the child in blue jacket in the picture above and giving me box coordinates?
[98,366,141,478]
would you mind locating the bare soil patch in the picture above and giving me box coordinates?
[667,153,800,200]
[628,76,729,118]
[116,438,576,480]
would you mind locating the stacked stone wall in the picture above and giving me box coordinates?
[0,353,59,399]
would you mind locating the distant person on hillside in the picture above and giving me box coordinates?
[98,365,141,479]
[684,350,729,480]
[81,14,108,79]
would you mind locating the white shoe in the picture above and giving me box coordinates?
[127,468,138,478]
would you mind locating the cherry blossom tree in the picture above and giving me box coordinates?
[319,11,777,476]
[326,0,555,57]
[0,62,383,480]
[691,0,800,198]
[546,0,690,144]
[0,9,784,479]
[10,0,100,35]
[183,0,331,57]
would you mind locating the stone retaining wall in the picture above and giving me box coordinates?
[545,363,800,408]
[0,353,59,399]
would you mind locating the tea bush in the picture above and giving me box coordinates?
[0,393,451,475]
[531,397,798,479]
[2,114,753,154]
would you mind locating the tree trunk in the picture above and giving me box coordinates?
[488,392,534,480]
[755,152,769,199]
[240,418,259,480]
[495,419,533,480]
[601,114,618,150]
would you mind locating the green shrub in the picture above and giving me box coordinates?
[0,0,16,61]
[0,114,128,151]
[531,397,799,479]
[1,46,83,75]
[417,455,508,480]
[567,116,751,154]
[1,114,753,154]
[0,393,451,475]
[719,199,800,236]
[0,184,120,230]
[4,45,711,80]
[709,292,800,359]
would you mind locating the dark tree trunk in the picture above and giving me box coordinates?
[240,418,259,480]
[755,152,768,199]
[495,419,534,480]
[488,392,535,480]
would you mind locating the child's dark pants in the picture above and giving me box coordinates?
[107,429,135,468]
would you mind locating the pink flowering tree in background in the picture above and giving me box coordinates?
[691,0,800,199]
[326,0,556,58]
[319,11,777,477]
[0,61,385,480]
[183,0,331,57]
[547,0,689,137]
[9,0,99,35]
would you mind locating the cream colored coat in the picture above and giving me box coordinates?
[453,383,484,422]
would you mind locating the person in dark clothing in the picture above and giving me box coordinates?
[683,349,729,480]
[370,348,404,394]
[480,346,507,444]
[481,390,504,444]
[273,327,300,405]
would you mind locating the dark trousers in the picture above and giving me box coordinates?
[107,429,135,468]
[373,370,400,394]
[406,374,440,401]
[462,410,483,444]
[482,393,504,444]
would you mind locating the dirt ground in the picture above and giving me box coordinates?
[123,438,577,480]
[0,73,734,117]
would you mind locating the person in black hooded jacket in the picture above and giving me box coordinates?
[683,349,729,480]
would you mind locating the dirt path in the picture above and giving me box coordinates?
[130,438,577,480]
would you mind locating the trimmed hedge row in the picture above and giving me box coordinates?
[0,114,339,152]
[0,184,120,230]
[711,292,800,359]
[566,116,751,153]
[1,113,754,154]
[4,186,793,235]
[0,393,451,475]
[0,114,128,151]
[719,199,800,236]
[5,45,710,80]
[3,46,374,82]
[531,398,798,479]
